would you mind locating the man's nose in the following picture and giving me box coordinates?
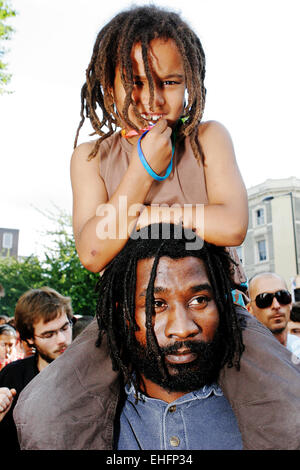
[271,296,281,308]
[165,307,199,339]
[5,345,12,355]
[56,330,67,344]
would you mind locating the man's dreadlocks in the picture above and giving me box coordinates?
[74,5,206,163]
[96,224,245,390]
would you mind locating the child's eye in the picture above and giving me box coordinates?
[189,296,211,308]
[162,80,177,86]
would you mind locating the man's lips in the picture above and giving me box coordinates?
[270,313,285,320]
[165,349,198,365]
[55,346,67,354]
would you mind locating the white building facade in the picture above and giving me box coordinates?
[236,177,300,292]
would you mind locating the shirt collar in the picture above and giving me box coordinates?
[125,381,223,404]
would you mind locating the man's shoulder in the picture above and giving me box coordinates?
[0,355,36,377]
[0,355,38,389]
[13,322,120,450]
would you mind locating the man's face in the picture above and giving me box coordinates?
[132,256,223,395]
[28,311,72,364]
[248,275,291,334]
[0,332,16,360]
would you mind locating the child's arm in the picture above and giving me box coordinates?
[136,120,248,247]
[71,120,173,273]
[199,120,248,246]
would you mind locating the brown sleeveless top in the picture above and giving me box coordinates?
[98,131,247,287]
[99,131,208,205]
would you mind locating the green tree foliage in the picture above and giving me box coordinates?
[0,208,99,317]
[0,255,44,316]
[0,0,16,93]
[40,209,99,317]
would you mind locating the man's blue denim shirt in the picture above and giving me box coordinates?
[117,383,243,450]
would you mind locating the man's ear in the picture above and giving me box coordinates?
[26,338,34,346]
[246,302,252,313]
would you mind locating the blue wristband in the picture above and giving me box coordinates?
[137,130,175,181]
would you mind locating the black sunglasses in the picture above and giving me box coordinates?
[254,289,292,309]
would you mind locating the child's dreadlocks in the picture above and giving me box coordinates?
[74,5,206,163]
[95,224,245,390]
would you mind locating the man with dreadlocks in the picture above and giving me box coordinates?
[14,225,300,450]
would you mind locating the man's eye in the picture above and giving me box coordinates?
[190,296,210,308]
[42,333,54,339]
[133,80,143,87]
[153,300,166,309]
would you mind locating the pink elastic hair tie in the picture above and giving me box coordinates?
[121,125,155,138]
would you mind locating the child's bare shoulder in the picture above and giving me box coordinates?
[198,120,232,143]
[71,140,99,163]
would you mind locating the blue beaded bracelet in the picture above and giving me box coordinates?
[137,130,176,181]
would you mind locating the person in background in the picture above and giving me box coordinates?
[4,317,34,360]
[0,286,74,450]
[247,272,300,358]
[288,302,300,338]
[72,315,94,340]
[0,324,20,371]
[0,315,9,326]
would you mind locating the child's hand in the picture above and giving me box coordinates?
[133,119,173,178]
[0,387,16,422]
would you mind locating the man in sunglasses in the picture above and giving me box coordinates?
[247,272,300,358]
[0,286,74,450]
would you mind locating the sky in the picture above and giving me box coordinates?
[1,0,300,257]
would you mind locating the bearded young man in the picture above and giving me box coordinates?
[14,225,300,450]
[0,287,73,450]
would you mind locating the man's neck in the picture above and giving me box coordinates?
[36,354,50,372]
[139,376,190,404]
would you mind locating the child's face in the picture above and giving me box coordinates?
[112,38,186,134]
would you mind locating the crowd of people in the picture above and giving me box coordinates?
[0,290,94,450]
[1,4,300,451]
[0,226,298,451]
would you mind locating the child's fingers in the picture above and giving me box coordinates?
[149,119,172,138]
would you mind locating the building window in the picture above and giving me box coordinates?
[256,208,265,226]
[257,239,267,262]
[2,233,13,250]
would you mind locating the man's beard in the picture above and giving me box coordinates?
[271,326,286,335]
[34,344,67,364]
[35,346,55,364]
[129,329,226,393]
